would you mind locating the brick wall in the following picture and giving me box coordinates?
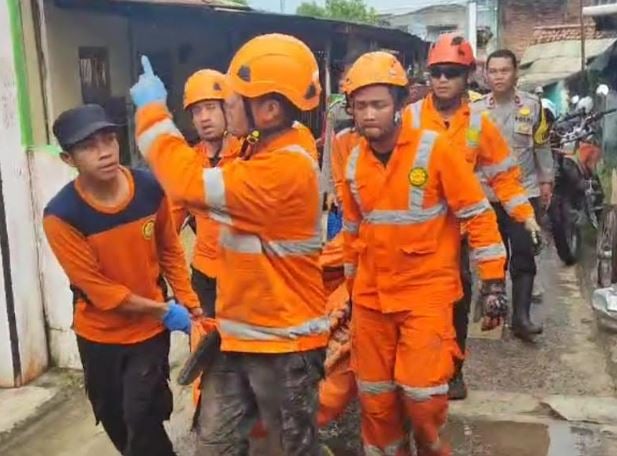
[500,0,595,58]
[532,23,616,44]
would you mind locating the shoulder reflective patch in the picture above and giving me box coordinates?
[467,128,481,145]
[408,167,429,188]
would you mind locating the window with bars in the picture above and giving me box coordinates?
[78,47,110,105]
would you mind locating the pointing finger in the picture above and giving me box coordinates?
[141,55,154,76]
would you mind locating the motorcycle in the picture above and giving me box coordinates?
[548,101,613,265]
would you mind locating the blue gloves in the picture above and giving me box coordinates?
[162,300,191,334]
[327,208,343,240]
[130,55,167,108]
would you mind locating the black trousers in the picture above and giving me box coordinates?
[453,239,473,356]
[191,266,217,317]
[492,197,541,278]
[76,331,175,456]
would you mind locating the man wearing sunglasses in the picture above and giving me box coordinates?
[407,34,540,401]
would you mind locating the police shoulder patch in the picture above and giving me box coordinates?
[409,167,429,187]
[519,106,531,116]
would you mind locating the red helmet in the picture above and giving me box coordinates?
[428,33,475,68]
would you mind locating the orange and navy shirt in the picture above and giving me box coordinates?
[43,167,199,344]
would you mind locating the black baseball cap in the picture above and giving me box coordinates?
[52,104,118,151]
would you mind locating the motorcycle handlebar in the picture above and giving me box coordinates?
[556,107,616,126]
[559,111,585,122]
[590,108,617,121]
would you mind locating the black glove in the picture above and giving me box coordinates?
[478,279,508,331]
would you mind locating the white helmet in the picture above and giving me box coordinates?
[576,96,594,114]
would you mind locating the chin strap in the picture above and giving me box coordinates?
[238,98,293,160]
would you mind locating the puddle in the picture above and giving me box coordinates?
[445,418,606,456]
[321,412,612,456]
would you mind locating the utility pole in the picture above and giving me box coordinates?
[468,0,478,56]
[280,0,285,14]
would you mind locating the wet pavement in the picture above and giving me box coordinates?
[465,248,614,397]
[319,245,617,455]
[2,244,617,455]
[445,417,617,456]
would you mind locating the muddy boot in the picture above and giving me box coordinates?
[448,360,467,400]
[511,274,543,341]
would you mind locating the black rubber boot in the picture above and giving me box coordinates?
[511,274,543,341]
[448,360,467,400]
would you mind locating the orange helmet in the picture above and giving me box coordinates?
[183,69,228,110]
[428,33,475,67]
[342,51,408,95]
[227,33,321,111]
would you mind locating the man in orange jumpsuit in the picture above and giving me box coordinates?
[406,34,540,400]
[130,34,327,455]
[342,51,508,456]
[171,69,239,317]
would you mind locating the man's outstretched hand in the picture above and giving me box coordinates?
[130,55,167,108]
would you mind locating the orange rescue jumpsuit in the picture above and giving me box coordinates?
[342,108,506,455]
[136,102,327,354]
[407,95,533,222]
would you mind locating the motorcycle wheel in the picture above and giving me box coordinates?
[549,195,581,265]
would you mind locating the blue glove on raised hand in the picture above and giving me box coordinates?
[130,55,167,108]
[162,300,191,334]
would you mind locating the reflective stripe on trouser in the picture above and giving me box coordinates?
[353,305,457,456]
[345,130,446,225]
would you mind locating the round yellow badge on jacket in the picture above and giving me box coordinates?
[142,219,155,240]
[409,167,428,187]
[519,107,531,116]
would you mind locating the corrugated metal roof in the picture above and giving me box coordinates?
[56,0,423,49]
[519,38,616,89]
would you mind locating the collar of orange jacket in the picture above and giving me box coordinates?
[250,124,316,158]
[412,94,472,138]
[196,134,241,159]
[425,93,470,122]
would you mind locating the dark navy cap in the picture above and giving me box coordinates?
[52,104,118,150]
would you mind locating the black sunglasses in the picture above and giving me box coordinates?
[429,65,467,79]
